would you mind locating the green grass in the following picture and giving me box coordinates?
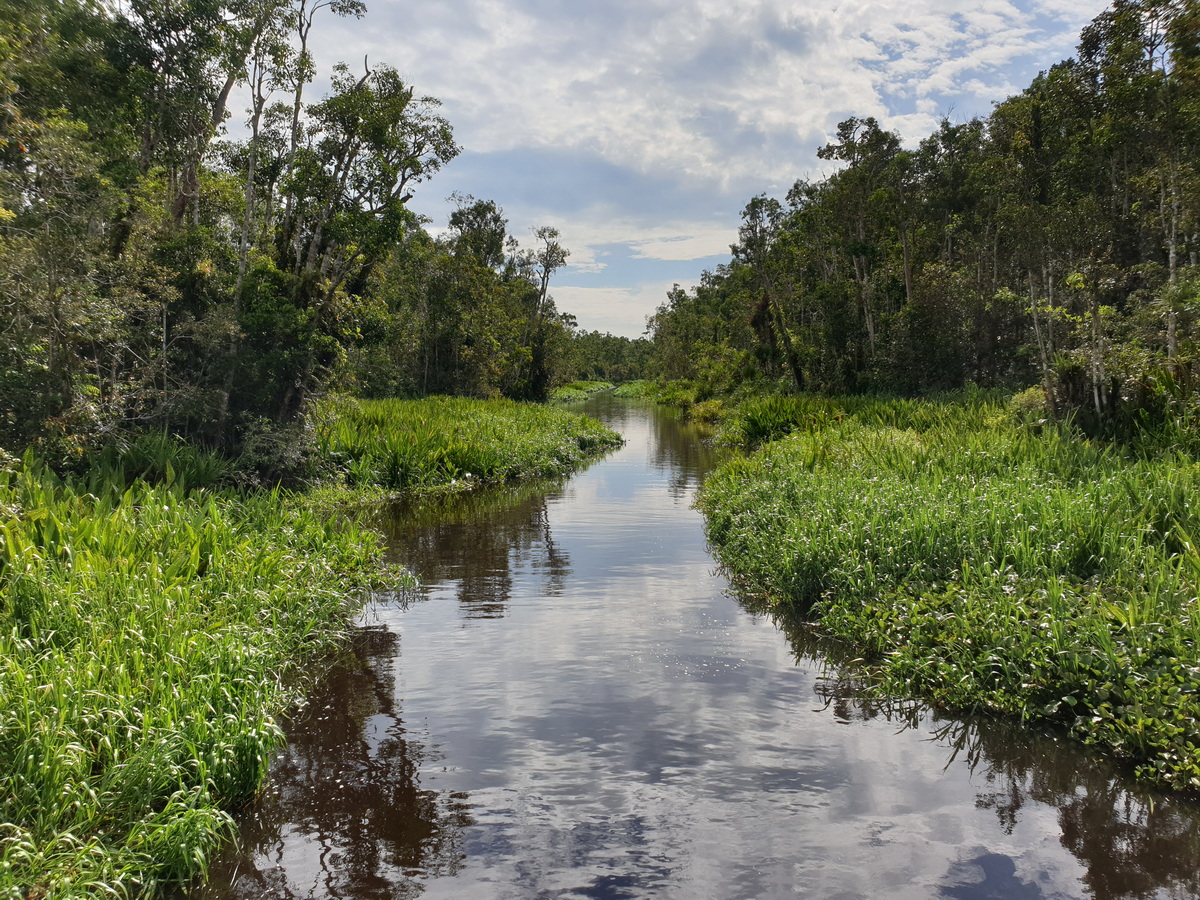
[611,380,653,399]
[642,379,703,408]
[698,392,1200,789]
[549,381,615,401]
[0,396,617,895]
[92,433,233,492]
[315,395,622,492]
[0,460,394,898]
[717,394,843,445]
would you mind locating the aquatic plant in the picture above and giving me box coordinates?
[89,432,232,492]
[611,380,653,399]
[718,394,843,446]
[550,381,615,401]
[0,463,393,897]
[699,393,1200,788]
[315,396,622,492]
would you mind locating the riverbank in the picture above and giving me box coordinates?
[0,398,621,898]
[549,380,615,401]
[697,392,1200,789]
[316,396,622,493]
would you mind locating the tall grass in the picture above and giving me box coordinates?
[699,393,1200,788]
[88,432,232,492]
[0,396,612,895]
[315,396,622,491]
[0,461,390,898]
[549,381,615,401]
[611,380,653,399]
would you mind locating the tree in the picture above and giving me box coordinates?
[817,117,903,362]
[732,196,805,389]
[513,226,570,401]
[267,60,457,418]
[447,193,508,269]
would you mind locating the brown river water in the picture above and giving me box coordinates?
[193,396,1200,899]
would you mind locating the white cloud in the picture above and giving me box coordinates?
[315,0,1103,192]
[298,0,1109,334]
[629,231,734,262]
[505,211,734,275]
[558,219,735,266]
[553,281,688,338]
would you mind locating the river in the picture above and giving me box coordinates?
[194,396,1200,899]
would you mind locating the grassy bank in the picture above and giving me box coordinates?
[698,393,1200,789]
[316,395,622,492]
[0,460,391,898]
[1,396,619,897]
[549,381,615,401]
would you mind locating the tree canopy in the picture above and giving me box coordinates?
[8,0,1197,467]
[0,0,601,470]
[649,0,1200,437]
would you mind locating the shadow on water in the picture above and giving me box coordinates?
[376,477,575,620]
[193,398,1200,900]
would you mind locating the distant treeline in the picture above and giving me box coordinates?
[0,0,652,469]
[650,0,1200,437]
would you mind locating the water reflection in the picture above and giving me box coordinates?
[942,853,1048,899]
[377,479,573,619]
[777,615,1200,900]
[193,628,471,900]
[635,401,723,498]
[195,399,1200,900]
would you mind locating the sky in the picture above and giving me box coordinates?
[305,0,1110,338]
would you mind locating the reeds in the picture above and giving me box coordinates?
[611,380,653,399]
[699,393,1200,788]
[315,396,622,491]
[0,462,388,897]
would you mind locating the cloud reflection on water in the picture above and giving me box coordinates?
[193,398,1200,900]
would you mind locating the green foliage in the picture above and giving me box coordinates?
[0,462,392,897]
[351,203,579,404]
[1006,385,1051,423]
[611,380,654,399]
[92,432,231,492]
[650,0,1200,419]
[640,379,703,409]
[719,394,843,446]
[567,331,653,384]
[550,380,614,401]
[699,393,1200,788]
[315,396,622,492]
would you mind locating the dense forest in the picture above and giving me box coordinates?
[0,0,651,471]
[651,0,1200,438]
[7,0,1200,463]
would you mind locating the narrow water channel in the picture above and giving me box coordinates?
[196,397,1200,899]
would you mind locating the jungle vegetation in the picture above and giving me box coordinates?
[0,1,628,892]
[681,0,1200,792]
[0,0,646,476]
[648,0,1200,443]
